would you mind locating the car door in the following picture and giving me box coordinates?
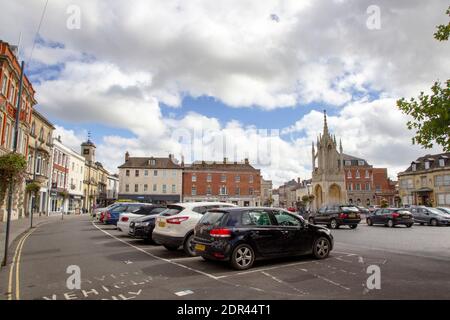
[272,210,311,253]
[315,206,327,224]
[243,209,283,256]
[414,208,426,223]
[379,209,390,224]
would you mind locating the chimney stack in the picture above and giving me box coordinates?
[125,151,130,162]
[297,177,301,184]
[223,157,227,164]
[244,158,249,165]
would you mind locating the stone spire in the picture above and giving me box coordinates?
[323,110,329,136]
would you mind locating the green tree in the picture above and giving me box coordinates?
[0,153,28,213]
[397,6,450,152]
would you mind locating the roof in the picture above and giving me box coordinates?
[32,109,55,129]
[401,152,450,174]
[342,154,370,166]
[184,160,259,172]
[118,157,182,169]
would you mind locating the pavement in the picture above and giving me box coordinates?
[1,215,449,300]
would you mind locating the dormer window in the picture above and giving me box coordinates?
[149,159,156,166]
[425,161,430,170]
[358,160,365,166]
[439,158,445,167]
[412,163,417,171]
[345,160,351,166]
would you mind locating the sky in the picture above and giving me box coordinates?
[0,0,448,187]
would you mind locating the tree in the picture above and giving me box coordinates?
[397,6,450,152]
[0,153,28,217]
[380,198,389,208]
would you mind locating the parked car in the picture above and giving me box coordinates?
[409,206,450,226]
[356,206,369,214]
[96,202,136,221]
[152,202,237,256]
[128,207,170,242]
[366,208,414,227]
[117,205,166,234]
[308,205,361,229]
[436,207,450,215]
[193,207,333,270]
[103,203,148,226]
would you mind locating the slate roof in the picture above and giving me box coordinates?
[401,152,450,173]
[118,157,182,169]
[184,160,259,172]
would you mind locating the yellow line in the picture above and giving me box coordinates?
[15,229,36,300]
[7,231,28,300]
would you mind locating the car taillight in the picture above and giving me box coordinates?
[210,228,232,238]
[392,213,400,218]
[166,216,189,224]
[121,216,129,222]
[339,213,348,219]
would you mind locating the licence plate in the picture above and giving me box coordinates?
[158,221,166,228]
[348,214,355,218]
[195,244,205,251]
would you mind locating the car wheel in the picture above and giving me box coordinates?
[387,219,394,228]
[350,224,357,229]
[313,237,331,259]
[420,222,424,226]
[367,218,373,226]
[329,219,338,229]
[308,217,315,224]
[430,219,438,227]
[230,244,255,270]
[163,244,179,251]
[183,233,197,257]
[406,223,413,228]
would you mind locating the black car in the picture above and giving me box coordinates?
[193,207,333,270]
[366,208,414,227]
[128,205,167,241]
[308,205,361,229]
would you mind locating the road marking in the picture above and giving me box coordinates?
[92,222,222,280]
[261,271,308,295]
[7,226,38,300]
[233,260,311,276]
[298,268,351,291]
[174,290,194,296]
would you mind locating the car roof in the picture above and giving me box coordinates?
[208,206,290,213]
[170,202,237,208]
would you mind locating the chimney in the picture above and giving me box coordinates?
[181,155,185,167]
[125,151,129,162]
[223,157,227,164]
[244,158,249,165]
[297,177,300,184]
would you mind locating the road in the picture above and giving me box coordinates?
[1,215,449,300]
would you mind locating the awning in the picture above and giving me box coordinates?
[413,187,433,193]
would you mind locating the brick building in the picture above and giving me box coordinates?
[373,168,398,206]
[182,158,261,206]
[343,154,374,206]
[0,41,37,221]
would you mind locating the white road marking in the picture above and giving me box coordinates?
[92,221,222,280]
[261,271,308,295]
[233,260,311,276]
[175,290,194,296]
[298,268,351,291]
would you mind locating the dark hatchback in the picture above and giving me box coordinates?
[193,207,334,270]
[366,208,414,227]
[308,205,361,229]
[128,206,167,242]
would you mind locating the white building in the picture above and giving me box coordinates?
[107,174,119,204]
[67,147,85,214]
[49,137,85,214]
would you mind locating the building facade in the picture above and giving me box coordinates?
[49,137,72,214]
[398,153,450,207]
[0,41,36,221]
[343,154,374,206]
[25,109,54,215]
[373,168,398,206]
[260,179,273,206]
[183,158,261,206]
[118,153,182,203]
[106,174,119,205]
[66,144,85,214]
[311,111,347,210]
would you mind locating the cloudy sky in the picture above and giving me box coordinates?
[1,0,448,186]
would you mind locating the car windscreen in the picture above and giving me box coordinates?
[160,205,185,216]
[199,211,227,226]
[340,206,360,213]
[395,210,412,215]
